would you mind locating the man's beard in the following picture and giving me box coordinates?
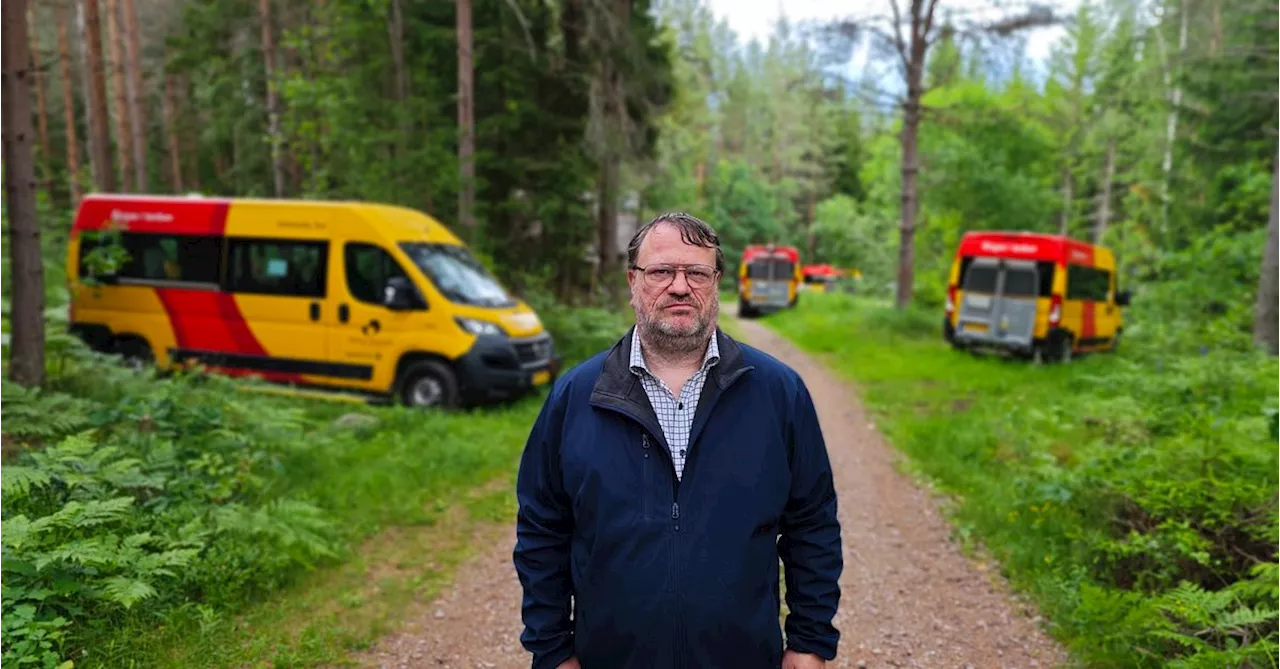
[635,294,718,356]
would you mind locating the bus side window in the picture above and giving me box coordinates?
[1066,265,1110,302]
[228,238,329,298]
[345,243,410,306]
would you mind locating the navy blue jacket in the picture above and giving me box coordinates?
[513,327,842,669]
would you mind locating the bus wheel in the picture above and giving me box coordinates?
[399,360,459,409]
[114,337,154,371]
[738,298,755,319]
[1049,331,1074,363]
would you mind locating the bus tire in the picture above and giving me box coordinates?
[398,360,459,409]
[113,336,154,371]
[1047,330,1074,364]
[738,298,756,319]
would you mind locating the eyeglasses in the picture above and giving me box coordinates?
[631,263,719,289]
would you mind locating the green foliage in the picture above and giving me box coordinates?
[1,289,622,665]
[768,294,1279,667]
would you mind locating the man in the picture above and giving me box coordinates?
[513,212,842,669]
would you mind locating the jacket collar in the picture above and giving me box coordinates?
[589,324,753,448]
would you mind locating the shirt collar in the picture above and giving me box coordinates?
[630,326,720,378]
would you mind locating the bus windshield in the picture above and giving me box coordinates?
[399,243,516,308]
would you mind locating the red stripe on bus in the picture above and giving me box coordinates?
[1082,301,1096,339]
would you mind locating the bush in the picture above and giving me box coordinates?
[2,347,341,667]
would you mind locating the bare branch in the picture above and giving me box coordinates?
[922,0,941,39]
[501,0,538,59]
[888,0,911,78]
[983,5,1059,36]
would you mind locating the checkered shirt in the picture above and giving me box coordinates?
[629,327,720,481]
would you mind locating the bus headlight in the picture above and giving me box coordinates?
[456,317,506,337]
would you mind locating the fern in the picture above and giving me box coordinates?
[2,515,35,550]
[37,497,136,530]
[2,466,53,498]
[0,383,95,443]
[99,576,158,609]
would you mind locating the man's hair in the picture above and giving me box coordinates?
[626,212,724,273]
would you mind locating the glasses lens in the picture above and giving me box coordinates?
[642,265,715,288]
[686,268,714,287]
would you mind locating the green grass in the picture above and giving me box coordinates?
[81,401,541,668]
[764,292,1279,668]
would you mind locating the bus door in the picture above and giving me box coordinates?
[956,257,1039,347]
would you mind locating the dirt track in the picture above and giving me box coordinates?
[356,314,1068,669]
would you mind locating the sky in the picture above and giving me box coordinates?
[701,0,1078,86]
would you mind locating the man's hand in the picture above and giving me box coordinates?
[556,657,581,669]
[782,649,826,669]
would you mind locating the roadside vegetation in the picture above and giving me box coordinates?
[1,288,629,668]
[765,290,1278,668]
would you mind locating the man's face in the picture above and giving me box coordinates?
[628,223,719,353]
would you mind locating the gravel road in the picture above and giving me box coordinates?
[356,314,1068,669]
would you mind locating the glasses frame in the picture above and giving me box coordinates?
[630,263,721,290]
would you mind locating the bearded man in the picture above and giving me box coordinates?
[513,212,843,669]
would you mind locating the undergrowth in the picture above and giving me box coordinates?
[1,299,632,668]
[765,292,1279,668]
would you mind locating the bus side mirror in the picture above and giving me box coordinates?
[384,277,426,311]
[1116,290,1132,307]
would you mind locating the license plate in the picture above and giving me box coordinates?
[532,370,551,386]
[963,322,990,333]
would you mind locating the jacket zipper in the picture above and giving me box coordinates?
[591,367,753,669]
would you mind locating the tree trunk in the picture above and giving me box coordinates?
[894,0,934,310]
[1094,136,1116,244]
[457,0,476,237]
[28,7,53,182]
[81,0,114,192]
[597,154,620,282]
[806,188,818,259]
[105,0,134,191]
[259,0,285,197]
[122,0,146,190]
[1159,0,1188,242]
[162,54,183,192]
[3,0,48,387]
[1059,164,1073,236]
[1209,0,1221,58]
[897,88,922,309]
[389,0,409,107]
[1253,156,1278,355]
[57,1,83,205]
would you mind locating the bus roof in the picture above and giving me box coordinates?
[71,194,462,244]
[742,244,800,263]
[956,231,1100,266]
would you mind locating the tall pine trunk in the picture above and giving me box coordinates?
[3,0,47,387]
[162,51,183,192]
[1058,165,1074,235]
[105,0,134,191]
[122,0,146,190]
[81,0,114,192]
[1094,136,1116,244]
[57,1,83,205]
[1254,156,1278,355]
[28,6,53,187]
[897,86,922,309]
[259,0,285,197]
[894,0,935,310]
[1158,0,1188,242]
[456,0,475,237]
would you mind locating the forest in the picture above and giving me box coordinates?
[1,0,1277,666]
